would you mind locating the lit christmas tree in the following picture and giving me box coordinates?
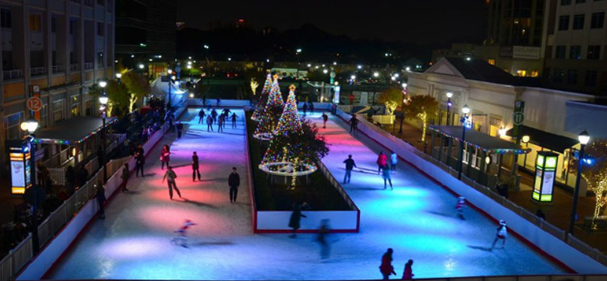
[253,75,284,140]
[251,71,273,122]
[274,84,302,136]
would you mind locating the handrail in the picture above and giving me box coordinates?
[3,69,23,80]
[84,62,94,70]
[30,67,47,77]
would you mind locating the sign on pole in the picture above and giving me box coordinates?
[512,100,525,142]
[27,97,43,112]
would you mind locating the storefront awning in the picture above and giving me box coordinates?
[505,125,578,153]
[33,116,117,145]
[429,125,530,154]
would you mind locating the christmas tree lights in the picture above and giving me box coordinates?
[251,71,273,122]
[253,75,284,140]
[274,85,302,136]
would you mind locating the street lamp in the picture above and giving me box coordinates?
[116,73,122,84]
[399,83,408,134]
[457,104,471,180]
[21,117,40,253]
[372,72,379,106]
[446,92,453,125]
[569,130,590,235]
[98,81,108,183]
[296,48,302,79]
[204,44,210,86]
[522,135,530,168]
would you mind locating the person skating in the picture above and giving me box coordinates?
[228,167,240,203]
[95,181,106,219]
[377,151,388,175]
[379,248,397,280]
[192,152,201,182]
[216,97,221,107]
[222,108,231,116]
[176,121,184,139]
[206,115,214,132]
[160,145,171,170]
[390,151,398,172]
[135,152,145,177]
[382,165,393,190]
[455,196,466,219]
[211,108,218,124]
[317,219,331,260]
[120,163,130,192]
[162,166,181,200]
[217,114,224,132]
[322,112,328,128]
[349,114,358,133]
[231,112,238,128]
[309,102,314,115]
[402,259,414,280]
[490,220,508,250]
[172,219,196,248]
[288,202,307,238]
[202,95,206,107]
[303,103,308,115]
[198,109,206,124]
[343,155,357,184]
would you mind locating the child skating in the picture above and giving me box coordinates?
[490,220,508,250]
[172,219,196,248]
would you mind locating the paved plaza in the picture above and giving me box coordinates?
[46,109,567,280]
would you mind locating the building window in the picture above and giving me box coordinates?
[40,105,48,129]
[97,22,104,36]
[69,19,77,34]
[555,45,567,58]
[71,95,79,117]
[567,70,578,84]
[553,69,565,83]
[517,70,527,77]
[487,59,495,65]
[585,71,598,86]
[559,15,570,30]
[531,71,539,77]
[29,14,42,32]
[562,0,572,4]
[587,45,601,59]
[591,12,605,29]
[53,100,65,122]
[570,45,582,59]
[4,112,23,141]
[51,17,56,33]
[1,9,12,28]
[573,14,585,30]
[97,0,104,5]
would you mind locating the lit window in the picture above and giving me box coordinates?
[29,14,41,32]
[487,59,496,65]
[517,70,527,77]
[531,71,539,77]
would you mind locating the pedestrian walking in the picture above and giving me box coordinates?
[192,152,201,181]
[349,114,358,133]
[390,151,398,172]
[379,248,397,280]
[176,121,184,139]
[207,115,214,132]
[322,112,328,128]
[162,166,181,200]
[65,166,76,196]
[198,109,206,124]
[120,163,130,192]
[135,152,145,177]
[95,181,106,219]
[382,165,393,190]
[377,151,388,174]
[402,259,414,280]
[343,155,357,184]
[228,167,240,203]
[217,114,224,132]
[76,163,89,188]
[490,220,508,250]
[317,219,331,260]
[172,219,196,248]
[160,145,171,170]
[455,196,466,219]
[303,103,308,115]
[231,112,238,128]
[288,202,307,238]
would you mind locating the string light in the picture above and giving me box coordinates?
[253,75,284,140]
[251,71,273,122]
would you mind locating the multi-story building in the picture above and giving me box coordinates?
[0,0,114,174]
[544,0,607,96]
[115,0,176,77]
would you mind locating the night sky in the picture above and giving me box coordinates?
[176,0,487,44]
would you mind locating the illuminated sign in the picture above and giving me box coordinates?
[10,145,32,194]
[532,152,558,202]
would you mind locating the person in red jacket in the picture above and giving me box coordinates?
[402,259,414,280]
[379,248,397,280]
[377,151,388,175]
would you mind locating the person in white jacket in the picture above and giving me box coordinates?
[491,220,508,250]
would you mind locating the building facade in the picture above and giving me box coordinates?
[0,0,114,174]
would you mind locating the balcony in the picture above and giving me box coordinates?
[52,65,65,74]
[31,67,48,77]
[3,69,23,80]
[84,62,94,70]
[70,63,80,71]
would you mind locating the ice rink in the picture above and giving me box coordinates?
[46,108,567,280]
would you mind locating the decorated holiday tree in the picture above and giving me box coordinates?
[253,75,284,140]
[251,71,273,122]
[274,85,302,137]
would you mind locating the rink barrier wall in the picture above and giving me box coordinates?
[334,107,607,274]
[13,105,188,281]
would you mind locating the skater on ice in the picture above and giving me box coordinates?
[172,219,196,248]
[490,220,508,250]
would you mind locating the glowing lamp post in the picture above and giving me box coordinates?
[21,117,40,253]
[99,81,108,183]
[569,130,590,235]
[446,92,453,125]
[522,135,530,168]
[399,83,408,134]
[457,105,471,180]
[372,72,379,106]
[296,48,302,79]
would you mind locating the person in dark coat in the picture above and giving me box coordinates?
[379,248,396,280]
[95,181,106,219]
[198,109,206,124]
[303,103,308,115]
[231,112,238,128]
[309,102,314,114]
[228,167,240,203]
[211,109,218,124]
[65,165,76,196]
[288,203,307,238]
[402,259,414,280]
[120,163,130,192]
[76,163,89,188]
[135,152,145,177]
[192,152,201,181]
[349,114,358,133]
[322,112,328,128]
[176,121,184,139]
[162,166,181,200]
[343,155,357,184]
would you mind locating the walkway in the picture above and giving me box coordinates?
[46,109,566,280]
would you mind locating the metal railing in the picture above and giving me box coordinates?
[52,65,65,74]
[70,63,80,71]
[48,168,66,186]
[0,233,32,281]
[3,69,23,80]
[84,62,94,70]
[30,67,47,77]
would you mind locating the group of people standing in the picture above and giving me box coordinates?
[198,108,239,132]
[342,150,399,189]
[379,248,414,280]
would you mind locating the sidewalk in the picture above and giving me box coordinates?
[380,121,607,252]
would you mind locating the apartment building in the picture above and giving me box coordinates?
[544,0,607,95]
[0,0,114,173]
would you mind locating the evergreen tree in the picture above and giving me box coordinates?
[253,75,284,140]
[274,85,302,136]
[251,71,273,121]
